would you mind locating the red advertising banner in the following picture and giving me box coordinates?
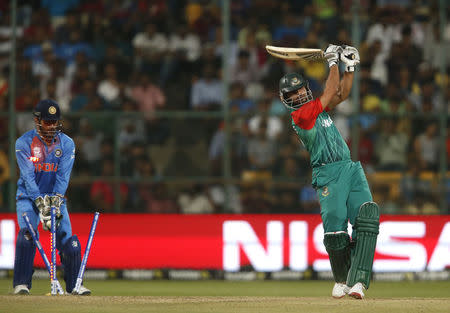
[0,214,449,272]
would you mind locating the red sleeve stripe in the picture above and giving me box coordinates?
[291,99,323,130]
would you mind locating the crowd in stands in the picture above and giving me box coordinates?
[0,0,449,214]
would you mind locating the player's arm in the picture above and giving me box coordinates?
[15,139,41,200]
[327,72,354,110]
[319,45,341,110]
[327,45,360,110]
[48,137,75,224]
[53,136,75,197]
[16,138,53,228]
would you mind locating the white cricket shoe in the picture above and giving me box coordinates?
[332,283,350,298]
[348,282,365,299]
[72,285,91,296]
[14,284,30,295]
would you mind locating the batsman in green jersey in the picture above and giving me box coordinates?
[279,44,379,299]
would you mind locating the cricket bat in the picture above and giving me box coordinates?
[265,45,324,61]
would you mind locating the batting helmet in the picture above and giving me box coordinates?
[279,73,313,109]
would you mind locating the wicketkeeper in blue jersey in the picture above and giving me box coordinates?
[13,99,90,295]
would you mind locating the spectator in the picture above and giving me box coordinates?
[414,122,439,171]
[277,157,302,180]
[229,82,255,113]
[69,80,98,112]
[387,25,423,80]
[121,142,148,177]
[447,127,450,167]
[49,58,72,112]
[31,41,54,79]
[299,183,320,214]
[117,99,146,147]
[241,183,272,214]
[98,44,132,81]
[379,84,409,114]
[40,78,57,103]
[400,162,437,214]
[41,0,80,25]
[126,72,169,145]
[0,13,24,69]
[209,121,248,176]
[67,166,91,211]
[366,39,388,86]
[90,158,129,212]
[97,63,123,108]
[73,118,103,172]
[248,97,283,140]
[409,80,441,113]
[139,182,179,214]
[190,63,223,110]
[373,184,398,215]
[165,23,201,84]
[366,8,402,54]
[212,26,239,65]
[423,22,450,70]
[275,132,310,175]
[16,91,40,134]
[70,63,91,95]
[0,97,8,142]
[53,10,80,43]
[348,129,375,173]
[229,49,260,84]
[313,0,338,41]
[0,146,10,208]
[208,184,242,213]
[193,42,221,78]
[191,4,220,42]
[178,184,215,214]
[247,120,277,171]
[132,22,168,79]
[275,188,301,214]
[375,118,409,171]
[65,51,94,82]
[54,30,94,65]
[118,120,146,153]
[272,12,306,46]
[127,72,166,118]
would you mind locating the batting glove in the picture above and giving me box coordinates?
[340,45,360,72]
[324,44,342,68]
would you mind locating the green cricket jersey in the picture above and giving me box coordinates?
[290,98,350,168]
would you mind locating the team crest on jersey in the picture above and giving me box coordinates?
[32,146,42,158]
[322,186,330,197]
[55,148,62,157]
[321,116,333,127]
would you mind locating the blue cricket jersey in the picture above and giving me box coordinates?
[15,129,75,201]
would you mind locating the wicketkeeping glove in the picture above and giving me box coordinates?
[50,194,63,228]
[36,195,51,231]
[340,45,360,72]
[36,195,63,231]
[324,44,342,68]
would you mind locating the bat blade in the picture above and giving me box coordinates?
[265,45,324,60]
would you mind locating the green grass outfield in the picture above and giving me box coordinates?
[1,280,450,313]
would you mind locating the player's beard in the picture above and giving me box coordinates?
[282,87,313,109]
[36,122,61,145]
